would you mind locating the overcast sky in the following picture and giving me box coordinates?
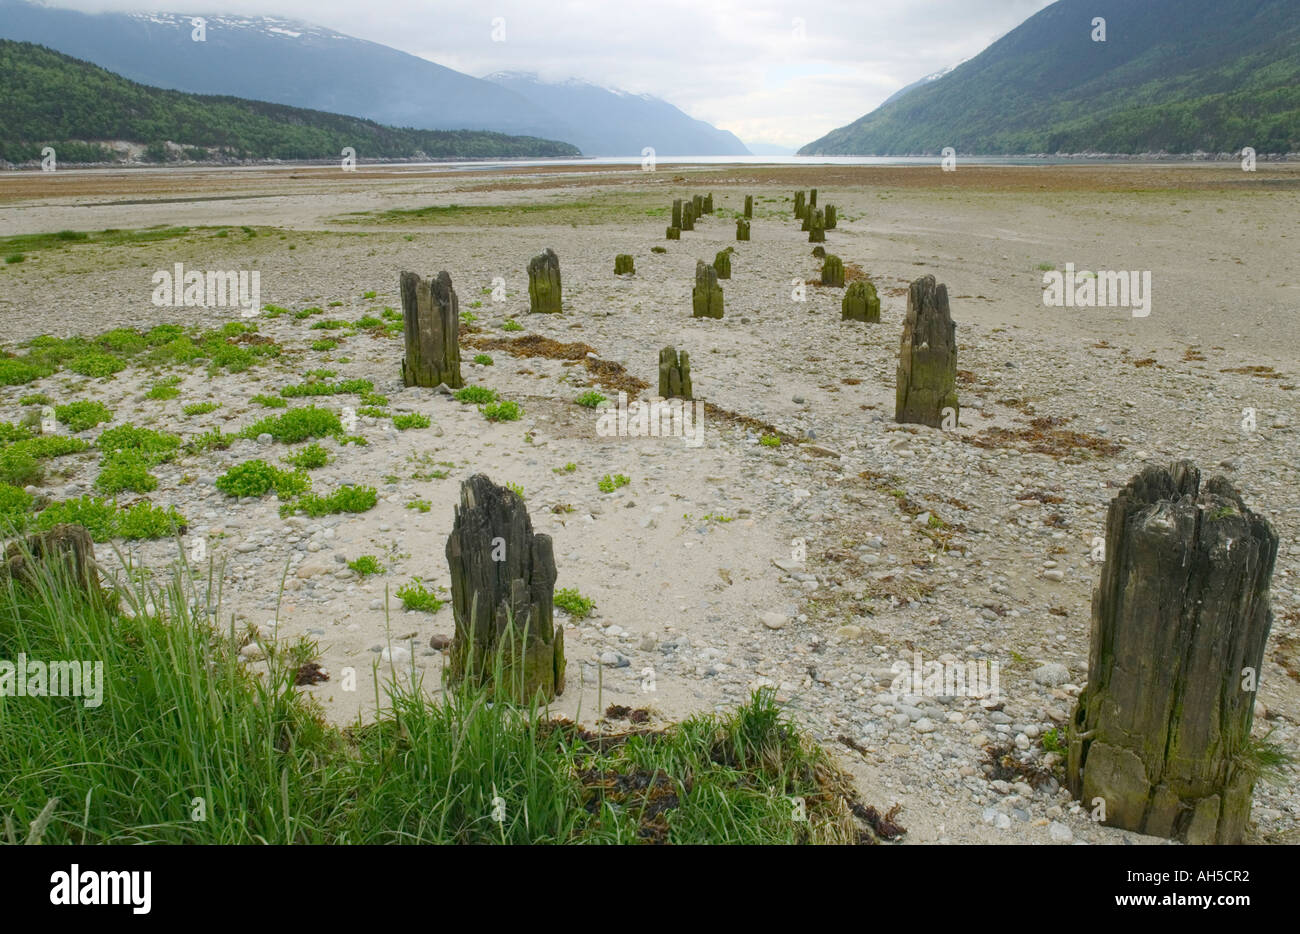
[48,0,1057,148]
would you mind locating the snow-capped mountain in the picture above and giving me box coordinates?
[877,60,967,108]
[484,72,749,157]
[0,1,748,155]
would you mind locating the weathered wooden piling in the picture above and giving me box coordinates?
[821,254,844,287]
[681,202,695,231]
[615,254,635,275]
[744,195,753,218]
[1068,462,1278,845]
[672,199,682,228]
[842,279,880,322]
[658,346,692,399]
[400,270,463,388]
[808,209,825,243]
[736,218,750,241]
[704,193,714,214]
[666,227,681,240]
[527,248,562,314]
[691,260,724,319]
[446,474,565,702]
[793,191,806,219]
[894,274,958,427]
[714,247,733,279]
[825,205,837,229]
[809,188,818,210]
[2,524,108,607]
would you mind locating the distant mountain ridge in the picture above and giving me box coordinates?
[484,72,749,157]
[0,0,748,157]
[0,40,579,164]
[801,0,1300,155]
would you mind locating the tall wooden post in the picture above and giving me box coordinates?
[400,270,463,388]
[1068,462,1278,845]
[895,275,957,427]
[445,475,565,702]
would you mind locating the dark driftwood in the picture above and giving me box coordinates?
[527,248,562,314]
[895,275,958,427]
[658,347,692,399]
[842,280,880,322]
[400,270,463,389]
[446,474,564,702]
[1068,462,1277,845]
[691,261,724,319]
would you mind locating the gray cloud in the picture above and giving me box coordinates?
[43,0,1057,147]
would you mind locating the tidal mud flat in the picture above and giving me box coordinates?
[1,162,1297,844]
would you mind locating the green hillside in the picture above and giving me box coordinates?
[0,40,581,163]
[800,0,1300,155]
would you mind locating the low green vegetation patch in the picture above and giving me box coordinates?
[598,473,630,493]
[280,485,377,518]
[240,406,342,444]
[482,400,522,422]
[454,385,497,405]
[216,460,310,500]
[183,402,220,416]
[97,425,181,463]
[347,555,385,577]
[95,451,159,495]
[576,391,607,408]
[282,443,331,471]
[554,587,594,619]
[27,495,185,541]
[396,579,444,613]
[55,401,113,432]
[392,413,430,430]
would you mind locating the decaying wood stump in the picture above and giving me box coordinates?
[811,246,825,258]
[658,346,692,399]
[2,524,108,606]
[809,188,817,210]
[692,194,704,218]
[744,195,753,218]
[794,191,806,219]
[400,270,464,389]
[801,209,812,232]
[527,248,563,314]
[842,279,880,322]
[614,254,634,275]
[446,474,565,702]
[825,205,837,229]
[736,218,750,241]
[894,274,958,427]
[1067,462,1277,845]
[691,261,724,319]
[666,226,680,240]
[714,247,733,280]
[821,254,844,287]
[704,193,714,214]
[672,199,682,228]
[808,209,825,243]
[681,202,695,231]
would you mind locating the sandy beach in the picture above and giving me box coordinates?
[1,161,1297,844]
